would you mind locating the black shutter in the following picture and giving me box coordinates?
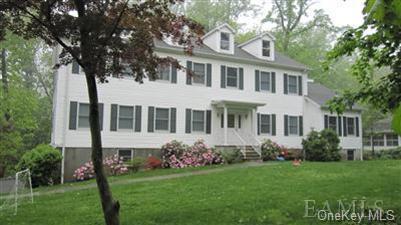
[206,63,212,87]
[343,116,347,136]
[221,113,224,128]
[185,109,192,133]
[170,108,176,133]
[324,115,328,129]
[221,65,226,88]
[355,117,359,137]
[98,103,104,131]
[271,72,276,93]
[239,68,244,90]
[110,104,118,131]
[69,101,78,130]
[72,60,80,74]
[171,65,177,84]
[284,115,289,136]
[257,113,261,135]
[338,116,342,136]
[299,116,303,136]
[255,70,260,92]
[238,115,242,128]
[272,114,276,136]
[206,110,212,134]
[284,74,288,94]
[298,76,303,96]
[186,61,192,85]
[135,105,142,132]
[148,106,154,133]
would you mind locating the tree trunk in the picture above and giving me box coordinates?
[1,48,10,122]
[85,73,120,225]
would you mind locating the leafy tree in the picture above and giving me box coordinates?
[302,129,341,161]
[184,0,257,32]
[262,0,331,52]
[0,1,203,224]
[325,0,401,134]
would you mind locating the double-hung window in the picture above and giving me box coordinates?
[220,32,230,50]
[226,67,238,88]
[386,133,399,146]
[373,135,384,146]
[192,110,205,132]
[157,65,171,81]
[328,116,337,132]
[288,116,299,135]
[118,106,134,130]
[260,72,271,91]
[347,117,355,135]
[193,63,206,85]
[155,108,170,131]
[260,114,271,134]
[78,103,90,128]
[262,40,270,57]
[288,75,298,94]
[118,149,133,162]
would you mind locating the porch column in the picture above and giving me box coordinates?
[252,108,257,136]
[224,105,228,145]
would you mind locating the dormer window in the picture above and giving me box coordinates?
[220,32,230,50]
[262,40,271,57]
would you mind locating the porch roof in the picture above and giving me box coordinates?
[211,100,266,108]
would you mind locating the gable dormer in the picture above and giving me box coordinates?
[202,23,235,55]
[238,32,275,61]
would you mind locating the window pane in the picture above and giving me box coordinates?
[288,75,298,94]
[221,32,230,50]
[260,72,270,91]
[373,135,384,146]
[155,108,169,130]
[262,40,270,57]
[119,118,133,129]
[289,116,298,135]
[328,116,337,132]
[260,114,271,133]
[386,133,398,146]
[118,150,132,162]
[193,63,205,84]
[158,65,170,81]
[192,110,205,132]
[226,67,238,87]
[227,114,235,128]
[347,118,355,135]
[78,103,90,128]
[119,106,133,118]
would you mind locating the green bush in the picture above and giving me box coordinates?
[260,139,288,161]
[365,148,401,160]
[129,157,146,172]
[302,129,341,161]
[219,148,243,164]
[17,144,62,187]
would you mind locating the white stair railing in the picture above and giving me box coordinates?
[237,131,262,157]
[231,129,247,158]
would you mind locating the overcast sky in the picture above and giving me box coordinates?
[238,0,365,31]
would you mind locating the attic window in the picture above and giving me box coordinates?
[262,40,271,57]
[220,32,230,50]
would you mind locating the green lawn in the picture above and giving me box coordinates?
[1,160,401,225]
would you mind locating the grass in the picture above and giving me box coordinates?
[1,160,401,225]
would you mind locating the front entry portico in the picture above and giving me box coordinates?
[211,100,265,146]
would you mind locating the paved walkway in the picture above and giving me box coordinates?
[33,161,276,197]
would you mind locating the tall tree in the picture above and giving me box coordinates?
[0,1,203,224]
[262,0,331,52]
[325,0,401,133]
[184,0,257,31]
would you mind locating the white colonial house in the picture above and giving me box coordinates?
[51,24,363,181]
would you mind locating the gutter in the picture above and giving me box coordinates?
[155,46,309,73]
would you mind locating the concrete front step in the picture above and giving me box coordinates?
[242,146,261,160]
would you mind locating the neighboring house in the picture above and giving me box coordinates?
[304,82,363,161]
[51,24,363,181]
[363,118,401,150]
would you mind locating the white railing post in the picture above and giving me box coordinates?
[224,106,228,145]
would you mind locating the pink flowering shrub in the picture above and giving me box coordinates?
[162,139,224,168]
[73,154,128,181]
[261,139,288,161]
